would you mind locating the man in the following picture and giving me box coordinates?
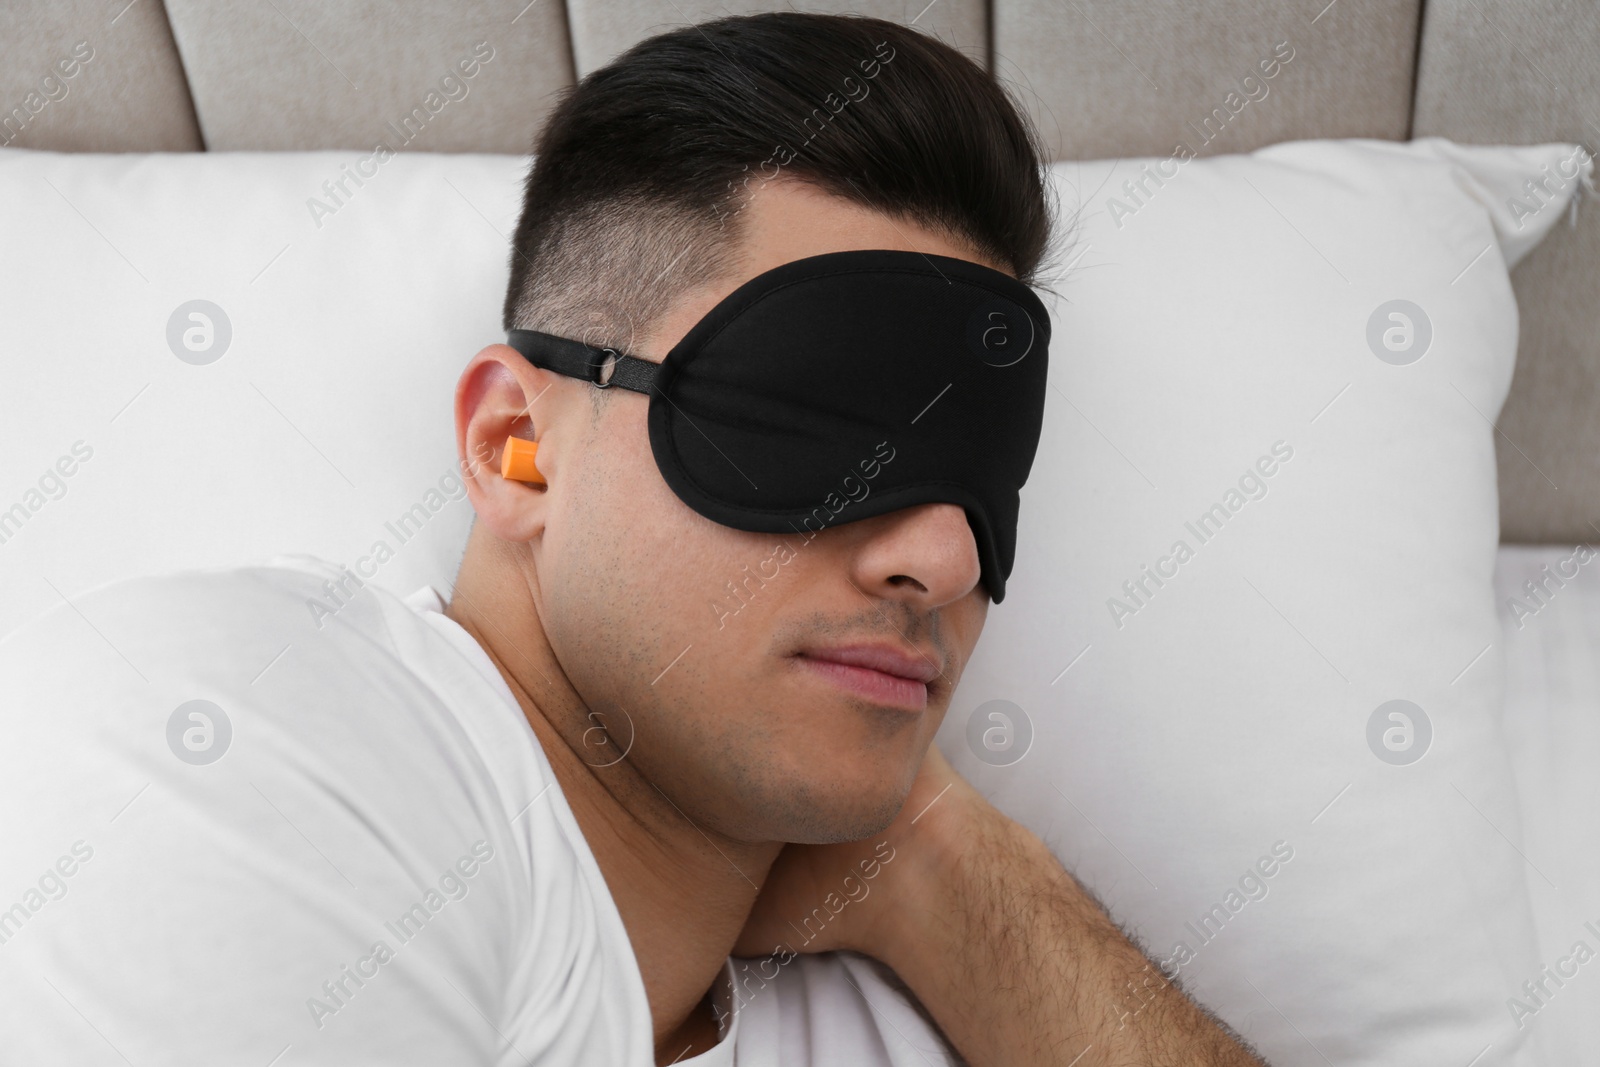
[0,13,1264,1066]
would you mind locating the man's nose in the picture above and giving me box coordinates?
[847,502,985,605]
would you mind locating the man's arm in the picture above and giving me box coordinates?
[736,745,1269,1067]
[867,756,1268,1066]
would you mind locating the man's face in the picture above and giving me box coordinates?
[514,179,996,845]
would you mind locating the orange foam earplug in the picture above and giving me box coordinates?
[501,436,546,486]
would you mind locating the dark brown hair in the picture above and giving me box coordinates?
[503,12,1058,367]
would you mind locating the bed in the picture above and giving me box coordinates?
[2,2,1597,1063]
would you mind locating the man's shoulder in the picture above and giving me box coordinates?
[0,558,617,1064]
[0,553,547,881]
[0,554,463,787]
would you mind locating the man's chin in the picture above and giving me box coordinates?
[763,787,908,846]
[693,736,928,843]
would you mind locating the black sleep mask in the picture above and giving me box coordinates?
[506,248,1050,602]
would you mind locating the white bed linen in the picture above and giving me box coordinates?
[1492,544,1600,1061]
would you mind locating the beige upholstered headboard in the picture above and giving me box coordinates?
[4,0,1594,542]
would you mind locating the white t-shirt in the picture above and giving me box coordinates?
[0,555,956,1066]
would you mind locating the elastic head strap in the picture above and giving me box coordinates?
[506,329,660,395]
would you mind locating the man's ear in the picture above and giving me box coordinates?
[454,342,565,543]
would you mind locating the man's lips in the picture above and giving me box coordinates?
[793,643,942,711]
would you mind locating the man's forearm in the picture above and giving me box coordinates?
[870,796,1268,1067]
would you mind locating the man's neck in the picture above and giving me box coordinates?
[444,544,781,1061]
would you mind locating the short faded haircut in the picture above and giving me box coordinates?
[501,11,1060,414]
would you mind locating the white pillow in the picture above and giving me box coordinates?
[0,138,1585,1064]
[936,138,1588,1066]
[0,149,516,637]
